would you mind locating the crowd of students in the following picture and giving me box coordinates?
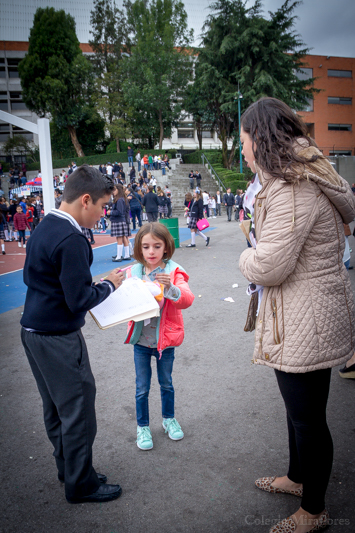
[0,194,44,254]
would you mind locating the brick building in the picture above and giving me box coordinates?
[298,55,355,155]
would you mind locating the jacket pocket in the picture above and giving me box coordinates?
[271,298,281,345]
[164,318,184,347]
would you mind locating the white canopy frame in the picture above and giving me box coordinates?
[0,110,54,213]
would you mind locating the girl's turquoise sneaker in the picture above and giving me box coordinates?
[162,418,184,441]
[136,426,153,450]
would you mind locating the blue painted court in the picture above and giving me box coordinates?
[0,226,213,314]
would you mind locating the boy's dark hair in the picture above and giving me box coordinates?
[62,165,114,204]
[134,223,175,265]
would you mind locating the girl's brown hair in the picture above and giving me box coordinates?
[114,183,128,203]
[185,192,192,202]
[241,97,322,181]
[134,223,175,265]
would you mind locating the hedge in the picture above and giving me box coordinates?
[27,149,177,171]
[224,179,249,191]
[183,149,223,166]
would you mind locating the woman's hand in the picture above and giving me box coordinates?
[155,273,171,290]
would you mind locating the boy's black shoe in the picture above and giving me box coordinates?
[2,250,5,254]
[206,237,210,247]
[112,257,123,262]
[339,363,355,379]
[66,483,122,504]
[90,241,95,245]
[186,244,195,247]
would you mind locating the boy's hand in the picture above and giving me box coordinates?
[106,269,125,289]
[155,273,171,290]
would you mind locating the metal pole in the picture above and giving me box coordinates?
[37,118,54,214]
[238,93,243,174]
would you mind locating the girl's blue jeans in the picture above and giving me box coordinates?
[133,344,175,426]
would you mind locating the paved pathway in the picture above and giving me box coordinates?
[0,215,354,533]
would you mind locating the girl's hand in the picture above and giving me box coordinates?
[155,273,171,290]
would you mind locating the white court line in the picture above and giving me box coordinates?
[0,241,124,276]
[0,267,24,276]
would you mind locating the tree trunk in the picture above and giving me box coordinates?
[227,144,236,169]
[116,138,120,152]
[219,129,228,168]
[196,118,202,150]
[67,125,85,158]
[159,109,164,150]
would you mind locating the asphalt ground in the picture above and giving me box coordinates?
[0,215,354,533]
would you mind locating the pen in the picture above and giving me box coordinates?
[100,264,132,281]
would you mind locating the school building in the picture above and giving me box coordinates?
[298,55,355,156]
[1,40,355,159]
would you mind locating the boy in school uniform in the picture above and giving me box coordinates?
[20,165,125,504]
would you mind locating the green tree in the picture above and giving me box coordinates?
[3,136,37,164]
[122,0,194,149]
[18,7,93,157]
[184,67,215,150]
[197,0,317,168]
[89,0,129,151]
[50,107,107,160]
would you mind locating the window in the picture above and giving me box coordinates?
[13,125,33,141]
[328,124,352,131]
[0,91,8,111]
[201,130,213,138]
[328,97,352,105]
[296,68,313,80]
[329,150,352,156]
[8,67,19,78]
[0,123,10,141]
[10,91,27,110]
[328,69,352,78]
[300,98,313,112]
[178,122,194,128]
[0,67,6,78]
[178,129,194,139]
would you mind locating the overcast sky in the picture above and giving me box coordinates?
[1,0,354,58]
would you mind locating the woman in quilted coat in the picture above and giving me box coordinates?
[239,98,355,533]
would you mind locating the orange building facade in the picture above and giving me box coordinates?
[298,55,355,155]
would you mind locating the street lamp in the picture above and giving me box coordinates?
[237,87,243,174]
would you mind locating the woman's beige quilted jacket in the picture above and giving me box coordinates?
[239,146,355,373]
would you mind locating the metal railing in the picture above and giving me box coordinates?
[201,153,227,192]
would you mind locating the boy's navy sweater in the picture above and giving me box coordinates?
[21,214,113,334]
[142,192,158,212]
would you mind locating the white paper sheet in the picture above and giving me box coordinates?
[90,277,160,329]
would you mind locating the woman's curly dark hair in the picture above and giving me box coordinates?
[241,97,323,181]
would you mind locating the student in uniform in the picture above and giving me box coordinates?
[20,166,124,504]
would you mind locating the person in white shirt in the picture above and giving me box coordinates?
[216,191,222,216]
[209,195,216,218]
[154,155,158,170]
[150,176,157,192]
[135,151,141,172]
[202,191,210,218]
[106,163,113,176]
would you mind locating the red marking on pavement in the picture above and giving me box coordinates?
[0,235,118,275]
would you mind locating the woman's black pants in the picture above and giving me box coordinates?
[275,368,333,515]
